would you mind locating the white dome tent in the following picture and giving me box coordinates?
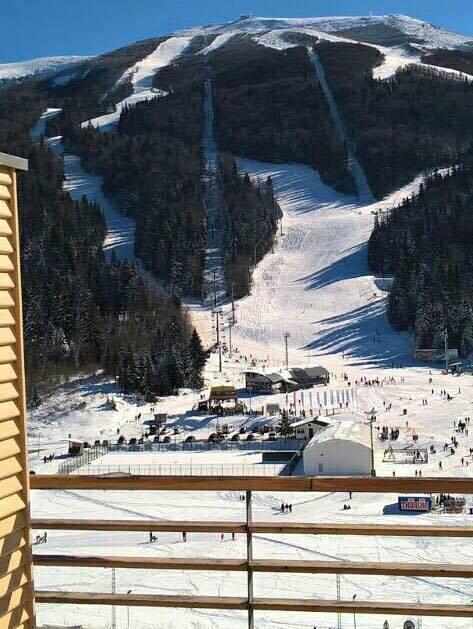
[303,417,372,476]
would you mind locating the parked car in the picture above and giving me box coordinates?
[268,432,277,441]
[246,433,255,441]
[173,426,184,435]
[117,435,126,445]
[209,432,224,442]
[239,426,247,434]
[231,433,240,442]
[250,425,259,433]
[153,436,160,443]
[83,442,91,449]
[149,425,157,435]
[262,425,270,434]
[94,439,101,446]
[163,435,171,443]
[185,435,196,443]
[129,437,137,446]
[102,440,109,447]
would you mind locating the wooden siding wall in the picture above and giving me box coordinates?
[0,166,34,628]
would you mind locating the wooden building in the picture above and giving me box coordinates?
[0,153,35,627]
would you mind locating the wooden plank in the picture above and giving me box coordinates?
[0,531,25,559]
[0,384,18,405]
[0,584,28,617]
[35,591,247,610]
[0,607,29,628]
[0,438,20,462]
[0,175,12,187]
[0,309,14,325]
[0,549,27,579]
[0,239,13,256]
[0,514,25,541]
[251,559,473,578]
[0,202,11,220]
[31,519,247,534]
[251,521,473,537]
[253,598,473,617]
[33,555,247,572]
[0,329,15,347]
[0,420,19,443]
[32,555,473,579]
[0,348,16,367]
[29,518,473,538]
[0,221,12,237]
[0,570,27,599]
[0,293,14,310]
[0,476,22,501]
[0,278,14,290]
[0,187,11,202]
[0,457,22,482]
[0,494,24,521]
[33,592,473,617]
[0,257,13,273]
[0,402,20,423]
[0,365,16,385]
[29,474,473,494]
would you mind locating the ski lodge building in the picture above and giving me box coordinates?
[244,366,329,394]
[291,417,330,440]
[303,419,372,476]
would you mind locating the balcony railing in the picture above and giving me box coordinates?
[30,474,473,627]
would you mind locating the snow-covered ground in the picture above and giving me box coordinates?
[83,36,192,131]
[256,26,473,83]
[0,55,88,82]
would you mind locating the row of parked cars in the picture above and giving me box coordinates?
[207,424,278,443]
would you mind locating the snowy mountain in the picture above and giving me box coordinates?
[201,14,473,50]
[0,54,89,84]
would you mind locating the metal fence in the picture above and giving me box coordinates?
[109,438,303,454]
[58,444,110,475]
[74,463,284,477]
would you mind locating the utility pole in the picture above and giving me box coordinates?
[111,568,116,629]
[444,328,449,373]
[213,270,217,308]
[214,309,222,372]
[336,574,342,629]
[231,283,236,324]
[369,413,376,477]
[284,332,291,369]
[228,322,234,358]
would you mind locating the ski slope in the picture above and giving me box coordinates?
[229,158,429,373]
[83,36,192,131]
[256,27,473,82]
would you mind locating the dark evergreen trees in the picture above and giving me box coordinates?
[211,39,355,194]
[368,155,473,356]
[317,41,473,198]
[220,154,282,297]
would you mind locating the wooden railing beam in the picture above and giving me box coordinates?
[29,474,473,494]
[34,592,473,617]
[32,554,473,578]
[31,518,473,537]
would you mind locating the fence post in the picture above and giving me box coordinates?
[246,490,254,629]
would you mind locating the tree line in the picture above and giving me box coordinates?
[368,154,473,356]
[317,41,473,198]
[220,154,281,298]
[210,39,355,195]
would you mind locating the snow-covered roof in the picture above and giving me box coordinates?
[290,417,330,429]
[307,418,371,448]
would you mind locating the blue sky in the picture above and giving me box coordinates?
[2,0,473,63]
